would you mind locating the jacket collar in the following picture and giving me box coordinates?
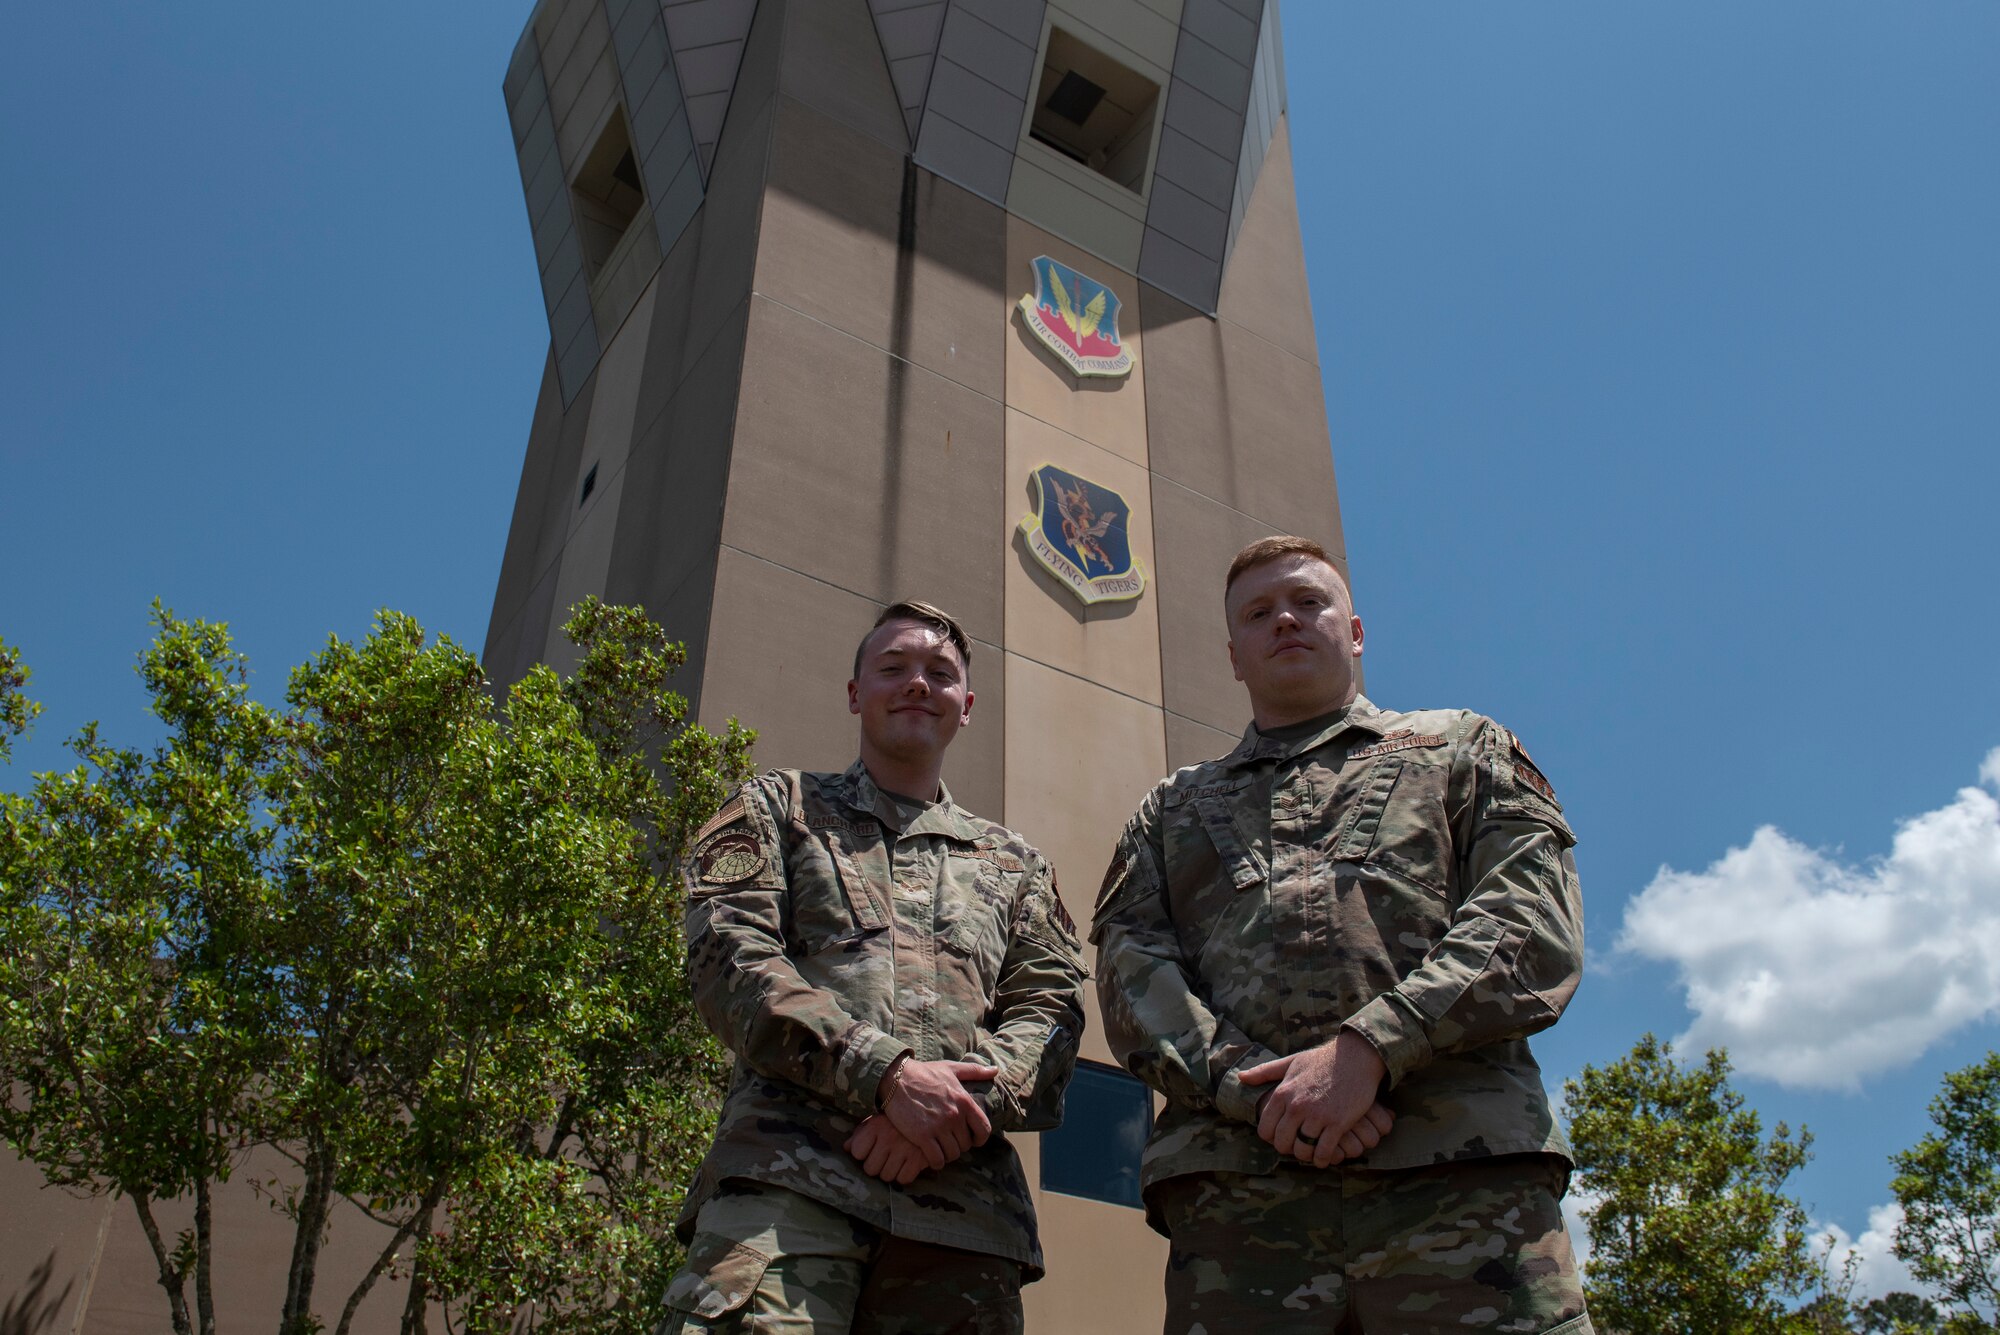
[833,759,985,843]
[1221,694,1390,770]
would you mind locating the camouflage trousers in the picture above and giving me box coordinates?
[656,1180,1025,1334]
[1153,1155,1592,1334]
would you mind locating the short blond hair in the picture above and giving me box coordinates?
[852,600,972,679]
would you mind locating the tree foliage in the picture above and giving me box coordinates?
[1892,1053,2000,1330]
[0,601,753,1335]
[1851,1290,1949,1333]
[1564,1034,1823,1334]
[0,635,39,762]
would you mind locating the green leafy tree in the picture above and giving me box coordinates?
[0,609,284,1335]
[1892,1054,2000,1331]
[0,601,753,1335]
[1564,1034,1823,1334]
[0,636,39,761]
[1852,1290,1946,1333]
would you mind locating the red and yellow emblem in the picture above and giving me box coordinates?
[1018,256,1133,379]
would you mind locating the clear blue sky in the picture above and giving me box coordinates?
[4,0,1997,1296]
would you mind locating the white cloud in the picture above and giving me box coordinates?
[1566,1189,1932,1306]
[1617,747,2000,1089]
[1815,1203,1930,1304]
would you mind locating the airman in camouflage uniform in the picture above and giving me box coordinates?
[1093,537,1593,1334]
[660,601,1087,1334]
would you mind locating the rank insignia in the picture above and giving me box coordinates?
[1018,463,1147,605]
[1018,256,1133,379]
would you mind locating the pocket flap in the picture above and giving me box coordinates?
[661,1235,771,1319]
[827,835,891,933]
[1194,798,1267,891]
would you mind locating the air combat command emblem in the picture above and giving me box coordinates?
[1017,255,1133,379]
[1018,463,1146,605]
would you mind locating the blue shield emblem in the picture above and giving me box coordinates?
[1017,256,1133,379]
[1018,464,1147,605]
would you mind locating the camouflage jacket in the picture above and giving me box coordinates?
[678,761,1087,1275]
[1091,696,1583,1201]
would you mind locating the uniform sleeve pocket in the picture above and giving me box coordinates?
[660,1233,771,1321]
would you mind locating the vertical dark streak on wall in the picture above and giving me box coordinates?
[879,155,921,596]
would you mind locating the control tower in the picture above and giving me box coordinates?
[483,2,1345,1327]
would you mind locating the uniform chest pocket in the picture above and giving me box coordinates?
[1195,798,1267,891]
[938,854,1013,961]
[788,824,890,952]
[1327,757,1454,896]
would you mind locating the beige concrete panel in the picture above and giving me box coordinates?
[605,301,752,712]
[532,0,592,73]
[757,97,1007,400]
[1013,139,1152,221]
[1017,1140,1170,1335]
[1003,215,1150,467]
[536,271,660,671]
[1027,1211,1169,1334]
[631,212,707,441]
[1140,281,1347,546]
[0,1153,113,1335]
[1003,409,1163,706]
[589,202,664,344]
[524,362,599,612]
[71,1146,416,1334]
[681,0,780,388]
[542,465,626,674]
[1046,0,1181,81]
[575,275,659,505]
[1002,652,1165,1060]
[1166,708,1241,771]
[1150,474,1352,735]
[488,557,561,694]
[684,90,774,382]
[1215,118,1321,366]
[554,45,620,173]
[720,296,1007,648]
[700,548,1005,817]
[776,0,910,153]
[485,350,566,668]
[1005,153,1147,273]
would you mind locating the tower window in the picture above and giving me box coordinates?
[1028,28,1161,194]
[571,108,644,281]
[1040,1060,1150,1208]
[579,463,598,506]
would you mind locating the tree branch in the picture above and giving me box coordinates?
[129,1192,194,1335]
[334,1184,442,1335]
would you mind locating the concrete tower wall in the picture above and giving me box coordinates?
[481,2,1342,1330]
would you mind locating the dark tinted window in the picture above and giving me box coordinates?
[1041,1060,1150,1207]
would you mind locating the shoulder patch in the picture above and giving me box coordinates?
[693,794,747,845]
[1504,728,1558,804]
[1048,875,1078,938]
[1095,852,1130,913]
[693,829,767,890]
